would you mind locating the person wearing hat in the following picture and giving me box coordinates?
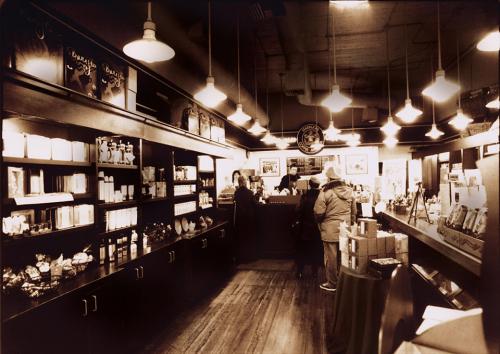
[295,175,323,279]
[314,166,356,292]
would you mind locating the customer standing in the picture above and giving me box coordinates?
[295,176,323,278]
[314,166,356,292]
[234,175,257,263]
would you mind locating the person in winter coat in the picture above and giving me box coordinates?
[234,175,257,263]
[314,166,356,292]
[295,176,323,279]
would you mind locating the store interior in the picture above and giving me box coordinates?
[0,1,499,353]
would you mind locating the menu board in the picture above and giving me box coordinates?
[99,61,126,108]
[64,46,97,98]
[287,156,332,176]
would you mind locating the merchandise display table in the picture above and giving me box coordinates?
[328,267,390,354]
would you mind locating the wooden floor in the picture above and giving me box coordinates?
[143,260,335,354]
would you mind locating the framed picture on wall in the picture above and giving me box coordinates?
[259,158,280,177]
[346,154,368,175]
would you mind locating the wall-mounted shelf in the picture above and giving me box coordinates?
[173,180,197,185]
[2,224,95,244]
[96,163,138,170]
[173,194,197,201]
[97,200,138,210]
[141,197,169,204]
[3,156,92,167]
[98,226,137,238]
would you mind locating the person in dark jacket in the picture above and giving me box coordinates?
[295,176,323,278]
[278,163,299,193]
[314,166,356,292]
[234,175,257,263]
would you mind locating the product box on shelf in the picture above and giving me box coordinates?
[71,141,89,162]
[358,218,377,238]
[51,138,73,161]
[2,131,25,158]
[26,134,51,159]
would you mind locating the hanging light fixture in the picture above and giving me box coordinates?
[486,96,499,109]
[324,113,342,141]
[330,1,369,9]
[426,100,445,139]
[228,16,251,125]
[341,85,361,146]
[194,0,227,108]
[477,31,500,52]
[449,37,473,131]
[248,46,266,135]
[383,136,398,148]
[261,60,277,145]
[123,2,175,63]
[396,24,422,123]
[311,106,325,151]
[381,29,401,138]
[275,74,289,150]
[321,5,352,112]
[422,3,459,103]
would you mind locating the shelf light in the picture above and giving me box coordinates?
[477,31,500,52]
[330,1,369,9]
[123,2,175,63]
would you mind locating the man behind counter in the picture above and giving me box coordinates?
[278,163,300,193]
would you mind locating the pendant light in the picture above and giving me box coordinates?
[275,74,289,150]
[477,31,500,52]
[248,46,266,135]
[194,0,227,108]
[425,58,444,140]
[396,24,422,123]
[486,97,499,109]
[311,106,325,151]
[123,2,175,63]
[449,37,473,131]
[261,60,276,145]
[381,29,401,139]
[228,16,251,125]
[383,136,398,148]
[342,85,361,146]
[422,3,459,103]
[321,5,352,113]
[330,1,369,9]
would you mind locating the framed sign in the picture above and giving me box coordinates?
[259,158,280,177]
[296,123,325,155]
[346,154,368,175]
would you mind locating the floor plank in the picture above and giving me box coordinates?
[143,260,334,354]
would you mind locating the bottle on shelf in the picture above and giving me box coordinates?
[99,239,106,265]
[98,171,106,201]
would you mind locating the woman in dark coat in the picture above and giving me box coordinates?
[295,176,323,278]
[234,175,257,263]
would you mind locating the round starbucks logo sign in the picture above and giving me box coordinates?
[297,123,325,155]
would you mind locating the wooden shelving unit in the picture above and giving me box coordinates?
[3,156,92,167]
[96,163,138,170]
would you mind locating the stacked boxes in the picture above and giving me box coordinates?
[339,218,409,275]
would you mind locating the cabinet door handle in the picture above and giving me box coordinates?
[172,250,176,262]
[82,299,88,317]
[139,266,144,279]
[168,251,173,263]
[91,295,98,312]
[205,239,208,248]
[135,267,140,279]
[202,239,206,248]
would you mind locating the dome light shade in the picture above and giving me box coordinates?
[228,103,251,125]
[425,123,444,139]
[486,96,499,109]
[396,98,422,123]
[422,70,459,102]
[383,136,398,148]
[248,120,266,135]
[194,76,227,108]
[381,116,401,136]
[123,3,175,63]
[275,138,289,150]
[342,132,361,146]
[449,108,473,130]
[323,119,341,141]
[260,130,276,145]
[321,85,352,112]
[477,31,500,52]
